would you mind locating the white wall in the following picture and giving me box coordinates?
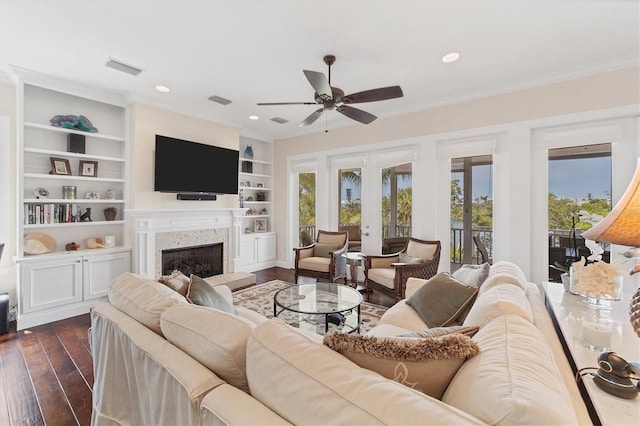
[274,66,640,283]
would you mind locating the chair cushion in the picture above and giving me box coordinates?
[323,333,479,399]
[314,243,339,258]
[406,241,438,261]
[452,263,490,288]
[406,272,478,328]
[108,272,187,336]
[247,319,485,425]
[367,268,396,288]
[160,303,256,393]
[298,257,330,272]
[443,314,579,425]
[186,275,236,315]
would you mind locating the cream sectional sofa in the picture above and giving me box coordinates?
[90,262,590,425]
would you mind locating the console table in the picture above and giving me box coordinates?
[544,282,640,425]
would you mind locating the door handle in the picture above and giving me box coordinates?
[362,232,370,237]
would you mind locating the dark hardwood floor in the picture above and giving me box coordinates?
[0,267,393,425]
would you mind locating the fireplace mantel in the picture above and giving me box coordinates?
[128,209,246,278]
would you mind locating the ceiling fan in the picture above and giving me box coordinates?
[257,55,403,127]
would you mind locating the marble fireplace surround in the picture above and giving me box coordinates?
[128,209,246,279]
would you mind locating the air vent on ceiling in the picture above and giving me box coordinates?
[270,117,289,124]
[106,58,142,76]
[208,95,232,105]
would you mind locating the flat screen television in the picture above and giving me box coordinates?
[154,135,239,195]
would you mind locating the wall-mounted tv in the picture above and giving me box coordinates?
[154,135,239,196]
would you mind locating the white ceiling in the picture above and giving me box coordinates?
[1,1,638,141]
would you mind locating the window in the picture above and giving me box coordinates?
[298,172,316,243]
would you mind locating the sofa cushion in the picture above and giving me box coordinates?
[452,263,490,288]
[157,270,191,297]
[108,272,187,335]
[406,272,478,327]
[463,280,533,327]
[246,319,484,425]
[313,243,339,258]
[323,332,479,399]
[160,303,258,393]
[374,300,430,332]
[443,314,579,425]
[483,260,528,293]
[186,275,236,315]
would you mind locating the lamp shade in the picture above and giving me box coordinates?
[582,158,640,247]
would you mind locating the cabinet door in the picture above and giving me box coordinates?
[20,257,83,313]
[239,236,258,263]
[83,250,132,300]
[256,234,276,262]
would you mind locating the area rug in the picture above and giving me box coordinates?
[232,280,388,334]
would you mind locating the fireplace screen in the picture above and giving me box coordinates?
[162,243,222,277]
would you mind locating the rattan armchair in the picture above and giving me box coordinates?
[293,230,349,284]
[364,238,441,302]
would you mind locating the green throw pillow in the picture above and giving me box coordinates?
[186,275,236,314]
[406,272,478,328]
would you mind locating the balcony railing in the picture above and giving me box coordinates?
[450,227,493,264]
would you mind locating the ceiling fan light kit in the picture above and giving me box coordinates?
[258,55,403,128]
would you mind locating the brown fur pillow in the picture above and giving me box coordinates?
[158,270,190,297]
[323,333,479,399]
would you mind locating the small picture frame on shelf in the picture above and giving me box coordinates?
[239,181,246,187]
[254,218,267,233]
[245,180,252,187]
[256,182,264,188]
[50,157,71,175]
[79,160,98,177]
[85,191,100,199]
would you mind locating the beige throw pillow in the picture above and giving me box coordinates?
[400,325,480,338]
[314,243,339,258]
[323,333,479,399]
[399,253,423,264]
[158,270,191,297]
[452,263,490,288]
[406,272,478,328]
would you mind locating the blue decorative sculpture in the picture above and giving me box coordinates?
[50,115,98,133]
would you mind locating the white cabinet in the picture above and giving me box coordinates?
[18,248,131,329]
[235,136,276,271]
[14,71,132,329]
[236,232,276,272]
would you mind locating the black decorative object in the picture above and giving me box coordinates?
[67,133,86,153]
[241,160,253,173]
[80,208,92,222]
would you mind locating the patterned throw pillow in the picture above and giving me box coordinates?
[406,272,478,328]
[158,270,191,297]
[323,332,479,399]
[452,263,490,288]
[186,275,236,314]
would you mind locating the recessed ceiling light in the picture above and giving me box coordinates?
[442,52,460,63]
[249,115,259,120]
[155,85,170,93]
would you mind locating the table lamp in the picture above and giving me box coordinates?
[582,158,640,337]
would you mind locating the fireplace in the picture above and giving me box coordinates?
[162,243,223,277]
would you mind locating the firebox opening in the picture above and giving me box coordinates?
[161,243,222,277]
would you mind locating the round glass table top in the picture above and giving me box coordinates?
[274,282,363,314]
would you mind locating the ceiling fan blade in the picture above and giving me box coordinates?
[336,105,377,124]
[299,108,325,127]
[257,102,318,106]
[303,70,332,100]
[343,86,403,104]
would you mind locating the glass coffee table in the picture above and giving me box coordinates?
[273,282,363,334]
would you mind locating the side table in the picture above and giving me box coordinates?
[543,282,640,425]
[342,252,367,291]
